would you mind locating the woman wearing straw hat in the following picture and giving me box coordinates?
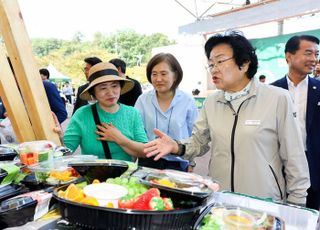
[61,62,148,161]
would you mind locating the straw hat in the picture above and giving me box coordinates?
[80,62,134,101]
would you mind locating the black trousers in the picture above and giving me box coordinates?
[306,187,320,210]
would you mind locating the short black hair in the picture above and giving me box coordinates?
[146,53,183,91]
[259,75,266,80]
[84,57,102,66]
[285,35,319,54]
[204,31,258,79]
[39,68,50,79]
[109,58,126,74]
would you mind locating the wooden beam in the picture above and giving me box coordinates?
[0,0,61,145]
[0,47,36,142]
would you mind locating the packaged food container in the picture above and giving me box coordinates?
[83,183,128,208]
[28,155,97,185]
[53,183,209,230]
[18,141,56,166]
[0,189,52,228]
[0,146,17,161]
[223,208,255,229]
[0,184,28,203]
[29,162,77,185]
[140,169,219,199]
[68,159,129,183]
[0,196,37,228]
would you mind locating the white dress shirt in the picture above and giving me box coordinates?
[286,76,308,151]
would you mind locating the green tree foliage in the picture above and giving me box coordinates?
[32,38,63,57]
[94,30,175,66]
[32,30,175,87]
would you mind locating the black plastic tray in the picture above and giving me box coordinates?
[0,184,28,203]
[0,146,17,161]
[54,184,208,230]
[68,160,129,183]
[138,169,216,199]
[0,196,37,228]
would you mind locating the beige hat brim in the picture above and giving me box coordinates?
[80,76,134,101]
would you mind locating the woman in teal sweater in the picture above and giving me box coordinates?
[63,62,148,161]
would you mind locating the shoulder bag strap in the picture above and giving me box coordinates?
[91,104,112,159]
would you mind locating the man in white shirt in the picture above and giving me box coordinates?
[272,35,320,210]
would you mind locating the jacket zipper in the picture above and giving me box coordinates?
[268,165,283,200]
[227,101,246,192]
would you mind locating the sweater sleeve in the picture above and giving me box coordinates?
[132,109,148,143]
[63,113,82,152]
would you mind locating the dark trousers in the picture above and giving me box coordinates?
[66,95,72,104]
[306,187,320,210]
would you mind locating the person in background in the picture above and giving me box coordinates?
[144,31,310,205]
[39,68,67,124]
[313,59,320,80]
[135,53,198,171]
[61,62,148,161]
[109,58,142,106]
[72,57,102,115]
[62,82,73,104]
[272,35,320,210]
[259,74,266,83]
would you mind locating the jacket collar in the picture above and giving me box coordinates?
[216,79,258,104]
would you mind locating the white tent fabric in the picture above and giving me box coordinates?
[46,64,70,82]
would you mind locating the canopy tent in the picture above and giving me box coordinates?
[46,64,71,83]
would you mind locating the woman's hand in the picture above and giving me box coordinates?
[96,122,125,144]
[144,128,179,160]
[52,112,63,136]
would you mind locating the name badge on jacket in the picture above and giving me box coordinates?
[245,120,261,126]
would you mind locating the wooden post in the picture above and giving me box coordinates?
[0,0,61,145]
[0,47,36,142]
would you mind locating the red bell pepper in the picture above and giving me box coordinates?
[132,188,161,210]
[118,196,134,209]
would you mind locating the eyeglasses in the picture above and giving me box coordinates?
[207,57,233,70]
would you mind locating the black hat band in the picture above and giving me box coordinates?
[88,69,119,82]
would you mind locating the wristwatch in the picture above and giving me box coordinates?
[174,140,186,156]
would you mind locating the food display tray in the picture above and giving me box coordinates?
[54,184,206,230]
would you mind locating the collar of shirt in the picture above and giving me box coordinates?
[151,89,183,114]
[286,75,309,89]
[224,80,252,102]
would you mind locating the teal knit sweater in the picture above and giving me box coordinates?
[64,103,148,161]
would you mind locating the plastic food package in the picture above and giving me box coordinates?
[18,141,56,166]
[210,192,319,230]
[28,155,97,185]
[0,118,17,144]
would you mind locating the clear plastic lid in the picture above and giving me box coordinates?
[18,140,56,153]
